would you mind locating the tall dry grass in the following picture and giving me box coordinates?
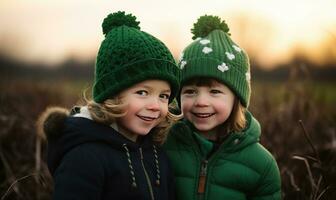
[0,80,81,200]
[0,68,335,199]
[250,65,336,199]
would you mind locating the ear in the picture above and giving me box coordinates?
[36,107,69,140]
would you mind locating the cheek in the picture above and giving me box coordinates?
[118,111,133,124]
[120,102,140,120]
[181,98,193,113]
[124,104,136,115]
[215,99,234,116]
[181,104,190,116]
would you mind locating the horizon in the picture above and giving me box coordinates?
[1,0,336,69]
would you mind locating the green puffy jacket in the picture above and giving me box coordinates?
[164,112,281,200]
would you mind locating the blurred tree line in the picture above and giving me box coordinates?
[0,54,335,82]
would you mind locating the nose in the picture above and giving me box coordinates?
[146,97,161,111]
[194,93,209,107]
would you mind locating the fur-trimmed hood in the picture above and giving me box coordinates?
[37,106,154,175]
[37,107,70,140]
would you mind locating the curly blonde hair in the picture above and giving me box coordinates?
[86,97,181,145]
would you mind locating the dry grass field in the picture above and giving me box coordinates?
[0,75,335,199]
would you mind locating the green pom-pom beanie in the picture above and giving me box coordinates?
[179,15,251,107]
[93,11,180,103]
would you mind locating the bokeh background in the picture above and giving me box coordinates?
[1,0,335,199]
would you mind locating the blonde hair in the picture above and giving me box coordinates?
[85,97,181,145]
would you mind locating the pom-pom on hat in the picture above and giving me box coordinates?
[179,15,251,107]
[93,11,180,103]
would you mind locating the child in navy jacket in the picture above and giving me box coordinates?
[38,11,180,200]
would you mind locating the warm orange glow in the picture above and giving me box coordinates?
[0,0,335,67]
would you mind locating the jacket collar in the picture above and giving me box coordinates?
[170,111,261,153]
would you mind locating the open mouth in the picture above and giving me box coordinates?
[137,115,159,122]
[192,113,215,118]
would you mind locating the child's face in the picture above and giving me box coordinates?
[116,80,171,140]
[181,80,235,134]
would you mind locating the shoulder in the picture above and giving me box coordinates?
[60,140,122,169]
[169,120,189,134]
[229,143,281,196]
[60,143,106,167]
[240,143,279,174]
[239,143,281,191]
[52,144,107,199]
[53,144,107,186]
[164,120,191,149]
[245,144,281,197]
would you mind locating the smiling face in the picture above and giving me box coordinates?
[116,80,171,141]
[181,79,235,136]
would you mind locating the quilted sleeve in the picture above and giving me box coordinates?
[249,157,282,200]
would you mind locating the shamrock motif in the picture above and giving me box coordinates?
[199,39,211,45]
[180,60,187,69]
[218,63,229,72]
[202,47,213,54]
[225,52,235,60]
[245,72,251,81]
[232,45,242,52]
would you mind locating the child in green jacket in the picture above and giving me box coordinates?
[164,15,281,200]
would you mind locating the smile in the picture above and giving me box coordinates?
[192,112,215,118]
[137,115,159,122]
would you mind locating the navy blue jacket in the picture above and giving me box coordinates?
[44,110,175,200]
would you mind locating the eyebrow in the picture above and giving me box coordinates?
[161,89,171,93]
[141,85,171,93]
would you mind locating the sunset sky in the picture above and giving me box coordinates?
[0,0,335,68]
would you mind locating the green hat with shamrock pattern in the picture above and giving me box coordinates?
[93,11,180,103]
[179,15,251,107]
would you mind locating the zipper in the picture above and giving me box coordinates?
[139,148,155,200]
[197,160,208,194]
[193,132,238,197]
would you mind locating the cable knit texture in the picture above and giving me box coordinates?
[93,11,180,103]
[178,15,251,107]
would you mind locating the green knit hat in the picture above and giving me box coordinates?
[179,15,251,107]
[93,11,180,103]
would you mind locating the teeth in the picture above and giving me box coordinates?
[194,113,213,118]
[139,116,157,121]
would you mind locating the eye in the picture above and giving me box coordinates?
[210,89,222,94]
[135,90,148,96]
[182,89,196,95]
[160,93,170,100]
